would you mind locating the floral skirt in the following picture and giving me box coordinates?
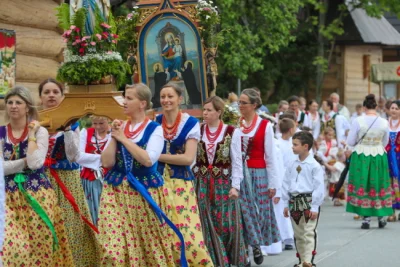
[97,179,175,266]
[240,167,281,247]
[82,178,103,225]
[163,170,213,266]
[346,153,393,216]
[2,187,74,266]
[46,169,99,266]
[195,173,246,267]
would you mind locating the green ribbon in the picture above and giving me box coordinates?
[14,173,59,251]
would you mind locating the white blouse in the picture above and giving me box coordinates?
[49,128,80,163]
[77,128,111,170]
[346,115,389,156]
[4,126,49,175]
[105,120,164,165]
[171,113,201,142]
[308,112,321,140]
[201,124,243,190]
[241,116,280,190]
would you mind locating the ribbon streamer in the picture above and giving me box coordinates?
[120,146,188,267]
[45,159,99,234]
[14,173,59,251]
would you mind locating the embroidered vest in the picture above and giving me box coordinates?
[298,112,306,126]
[80,128,109,181]
[0,126,52,193]
[242,119,268,168]
[156,115,198,180]
[104,121,164,189]
[320,113,337,137]
[193,125,235,180]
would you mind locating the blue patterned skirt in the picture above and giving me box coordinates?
[239,167,281,247]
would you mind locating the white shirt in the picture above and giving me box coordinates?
[308,112,321,140]
[173,45,183,57]
[77,128,111,170]
[105,120,165,165]
[329,161,345,183]
[298,111,312,128]
[201,124,243,190]
[321,111,346,148]
[241,117,280,189]
[276,138,297,170]
[282,154,325,212]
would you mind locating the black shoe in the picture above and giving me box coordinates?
[361,222,370,229]
[253,246,264,265]
[378,219,387,229]
[285,244,294,250]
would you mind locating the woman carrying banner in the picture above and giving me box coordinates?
[1,86,73,265]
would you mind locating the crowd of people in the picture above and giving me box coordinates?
[0,80,398,267]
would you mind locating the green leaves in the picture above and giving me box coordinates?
[55,3,71,30]
[57,59,131,88]
[71,8,88,35]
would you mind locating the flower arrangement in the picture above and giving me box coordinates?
[55,3,130,87]
[196,0,225,48]
[222,104,240,126]
[115,6,140,52]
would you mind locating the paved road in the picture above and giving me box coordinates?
[253,200,400,267]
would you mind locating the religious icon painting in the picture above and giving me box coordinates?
[138,13,207,110]
[0,29,16,98]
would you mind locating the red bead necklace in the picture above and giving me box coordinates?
[162,112,182,140]
[124,117,149,139]
[7,123,28,144]
[205,121,223,143]
[240,114,258,134]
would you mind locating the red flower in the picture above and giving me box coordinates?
[75,27,81,33]
[79,47,85,55]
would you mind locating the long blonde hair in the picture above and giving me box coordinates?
[4,86,39,122]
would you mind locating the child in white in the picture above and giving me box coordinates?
[323,149,346,206]
[282,131,325,267]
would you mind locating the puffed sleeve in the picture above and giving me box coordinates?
[303,113,312,128]
[186,122,201,141]
[145,125,164,165]
[311,164,325,212]
[382,119,389,147]
[230,129,243,190]
[264,122,280,190]
[346,118,360,147]
[0,158,5,252]
[26,127,49,170]
[76,128,103,170]
[64,128,80,162]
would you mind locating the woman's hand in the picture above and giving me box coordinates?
[28,120,40,135]
[111,120,126,142]
[229,188,239,200]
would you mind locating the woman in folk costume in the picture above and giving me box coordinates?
[77,115,110,225]
[1,86,73,266]
[157,82,213,266]
[238,88,281,266]
[98,83,184,266]
[193,96,246,267]
[39,78,99,266]
[385,100,400,222]
[307,100,321,141]
[346,94,392,229]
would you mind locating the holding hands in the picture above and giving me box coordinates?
[110,119,125,142]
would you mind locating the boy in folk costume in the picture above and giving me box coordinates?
[282,131,325,267]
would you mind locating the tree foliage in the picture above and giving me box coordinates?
[215,0,400,103]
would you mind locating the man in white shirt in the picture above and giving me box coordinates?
[282,131,324,267]
[287,96,312,129]
[330,93,350,121]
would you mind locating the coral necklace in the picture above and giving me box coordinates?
[124,117,149,139]
[205,121,223,143]
[162,112,182,140]
[240,114,258,134]
[389,118,400,131]
[7,123,28,144]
